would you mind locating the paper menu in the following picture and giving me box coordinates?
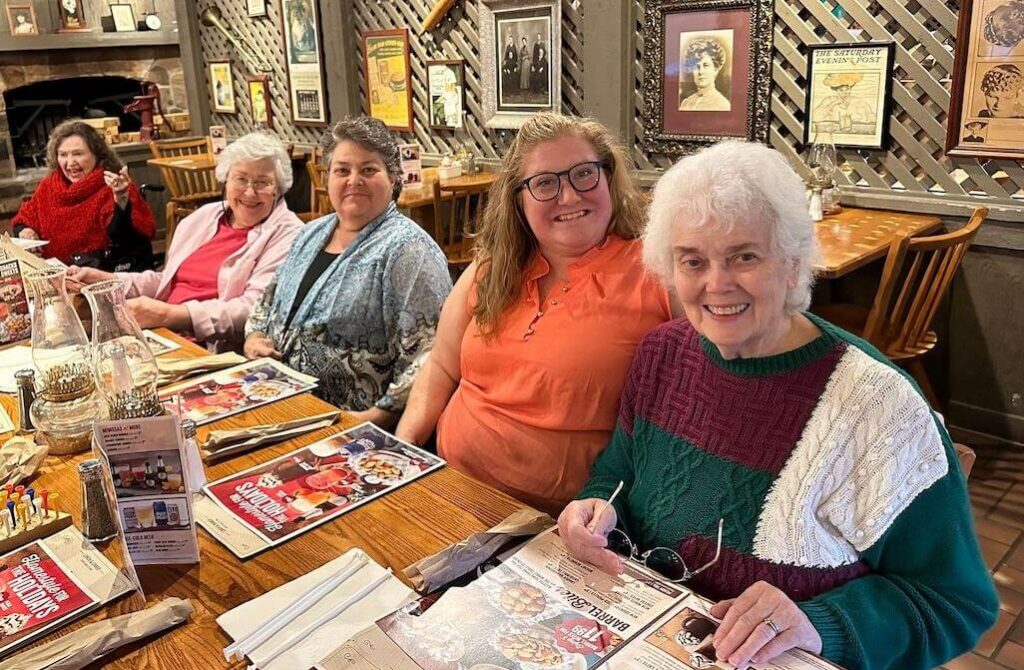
[0,259,31,346]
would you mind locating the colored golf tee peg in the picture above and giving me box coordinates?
[0,491,7,508]
[15,502,26,528]
[9,492,19,506]
[6,501,14,529]
[49,492,60,516]
[41,490,50,516]
[2,484,11,494]
[25,488,35,516]
[14,485,24,495]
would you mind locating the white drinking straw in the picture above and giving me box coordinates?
[223,553,368,661]
[588,480,624,532]
[249,568,393,670]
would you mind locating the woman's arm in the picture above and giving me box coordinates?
[394,260,476,446]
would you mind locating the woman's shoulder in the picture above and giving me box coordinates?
[636,318,697,357]
[379,211,447,256]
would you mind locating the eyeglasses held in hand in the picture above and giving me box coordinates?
[228,175,276,193]
[607,518,724,583]
[517,160,610,202]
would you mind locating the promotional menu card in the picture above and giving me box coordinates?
[195,422,445,559]
[0,259,30,346]
[0,526,135,661]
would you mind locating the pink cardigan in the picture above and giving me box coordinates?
[117,199,302,349]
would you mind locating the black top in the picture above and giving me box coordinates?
[285,248,340,329]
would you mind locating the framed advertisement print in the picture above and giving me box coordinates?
[945,0,1024,159]
[6,3,38,35]
[208,60,237,114]
[362,29,414,132]
[279,0,328,125]
[427,60,465,130]
[480,0,561,129]
[110,3,136,32]
[56,0,89,32]
[248,75,273,129]
[247,0,267,17]
[642,0,774,154]
[803,42,895,150]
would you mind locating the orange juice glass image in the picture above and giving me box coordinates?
[136,505,156,528]
[165,472,183,492]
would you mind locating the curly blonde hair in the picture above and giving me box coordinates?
[473,113,645,336]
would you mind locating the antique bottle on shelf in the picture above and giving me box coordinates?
[25,267,104,454]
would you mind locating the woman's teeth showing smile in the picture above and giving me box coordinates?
[554,209,589,222]
[704,304,749,316]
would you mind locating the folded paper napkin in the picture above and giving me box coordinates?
[4,597,194,670]
[202,410,341,461]
[156,352,246,386]
[0,434,48,489]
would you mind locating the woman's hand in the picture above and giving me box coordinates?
[710,581,822,668]
[104,166,132,209]
[244,332,282,360]
[17,228,43,256]
[126,296,171,329]
[347,407,397,431]
[67,265,115,286]
[557,498,623,575]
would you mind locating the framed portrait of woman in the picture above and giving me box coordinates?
[362,29,413,132]
[208,60,237,115]
[427,60,465,130]
[946,0,1024,159]
[248,75,273,129]
[641,0,774,154]
[279,0,328,125]
[6,3,39,36]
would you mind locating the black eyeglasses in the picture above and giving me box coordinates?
[607,519,724,583]
[517,160,611,202]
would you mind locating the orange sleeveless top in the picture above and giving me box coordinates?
[437,236,672,515]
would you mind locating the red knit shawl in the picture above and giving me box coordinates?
[12,168,156,264]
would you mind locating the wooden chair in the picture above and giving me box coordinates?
[430,180,488,267]
[149,137,220,247]
[305,145,331,221]
[814,207,988,407]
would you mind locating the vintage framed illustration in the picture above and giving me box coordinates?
[479,0,561,129]
[6,3,38,35]
[803,42,896,150]
[641,0,774,154]
[56,0,89,32]
[110,3,136,32]
[361,29,414,132]
[427,60,466,130]
[208,60,237,114]
[945,0,1024,159]
[247,0,267,18]
[247,75,273,129]
[279,0,328,125]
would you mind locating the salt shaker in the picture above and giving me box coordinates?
[78,459,118,542]
[809,187,824,222]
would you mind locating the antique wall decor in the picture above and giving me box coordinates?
[641,0,774,154]
[110,3,136,32]
[427,60,466,130]
[279,0,329,125]
[803,42,896,150]
[248,75,273,129]
[247,0,267,17]
[208,60,238,114]
[6,2,39,35]
[479,0,562,129]
[946,0,1024,159]
[361,28,414,131]
[56,0,89,32]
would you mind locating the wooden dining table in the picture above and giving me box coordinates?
[814,206,942,279]
[4,331,522,668]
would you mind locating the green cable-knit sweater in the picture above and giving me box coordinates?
[578,314,998,670]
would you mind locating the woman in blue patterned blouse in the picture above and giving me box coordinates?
[244,116,452,428]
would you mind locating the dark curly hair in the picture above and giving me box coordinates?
[683,37,727,71]
[45,119,122,174]
[981,63,1023,95]
[984,0,1024,48]
[319,115,403,200]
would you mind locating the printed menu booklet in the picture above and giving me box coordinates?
[0,526,135,660]
[0,258,30,345]
[196,422,445,559]
[159,357,317,426]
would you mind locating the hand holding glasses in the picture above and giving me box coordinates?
[517,160,611,202]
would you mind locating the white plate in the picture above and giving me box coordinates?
[12,238,48,250]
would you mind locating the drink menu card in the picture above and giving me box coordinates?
[0,259,30,345]
[94,415,201,565]
[159,358,317,426]
[0,526,135,660]
[196,422,445,559]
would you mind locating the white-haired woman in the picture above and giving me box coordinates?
[558,141,997,670]
[70,132,302,351]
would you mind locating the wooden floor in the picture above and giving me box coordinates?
[942,435,1024,669]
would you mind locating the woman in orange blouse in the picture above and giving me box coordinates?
[397,113,671,515]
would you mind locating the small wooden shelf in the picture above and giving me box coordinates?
[0,30,180,53]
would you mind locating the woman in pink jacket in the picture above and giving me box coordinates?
[69,132,302,351]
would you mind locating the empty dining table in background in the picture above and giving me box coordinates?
[814,206,942,279]
[398,167,497,228]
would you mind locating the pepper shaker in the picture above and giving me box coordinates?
[15,369,35,433]
[78,459,118,542]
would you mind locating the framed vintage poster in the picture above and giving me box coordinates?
[110,3,135,31]
[247,75,273,129]
[6,3,38,35]
[642,0,774,154]
[56,0,89,32]
[803,42,896,150]
[247,0,267,17]
[362,29,414,132]
[208,60,237,114]
[427,60,465,130]
[945,0,1024,159]
[480,0,561,129]
[279,0,328,125]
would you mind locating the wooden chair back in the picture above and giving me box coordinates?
[862,207,987,357]
[149,137,219,199]
[306,146,331,218]
[431,180,488,264]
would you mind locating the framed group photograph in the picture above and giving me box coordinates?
[110,3,136,32]
[208,60,237,114]
[248,75,273,129]
[427,60,465,130]
[641,0,774,154]
[946,0,1024,159]
[279,0,328,125]
[480,0,561,129]
[56,0,89,32]
[6,3,38,35]
[362,29,414,132]
[803,42,896,150]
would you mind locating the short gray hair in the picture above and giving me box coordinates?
[214,132,294,194]
[320,116,403,200]
[643,140,818,314]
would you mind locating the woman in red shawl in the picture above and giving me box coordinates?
[12,119,156,267]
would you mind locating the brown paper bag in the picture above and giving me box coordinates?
[0,435,48,489]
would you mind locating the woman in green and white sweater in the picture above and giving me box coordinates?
[558,141,997,670]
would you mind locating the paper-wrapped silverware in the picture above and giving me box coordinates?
[201,410,341,461]
[156,352,246,386]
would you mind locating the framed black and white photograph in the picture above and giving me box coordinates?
[279,0,328,125]
[110,3,136,32]
[56,0,89,32]
[427,60,465,130]
[480,0,561,128]
[6,3,38,35]
[803,42,895,150]
[247,0,267,18]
